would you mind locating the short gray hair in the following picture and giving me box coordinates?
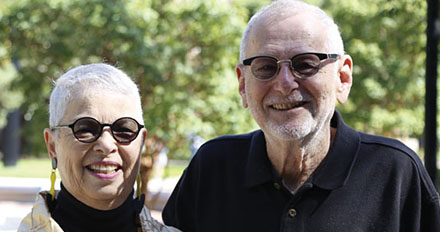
[48,63,144,127]
[239,0,344,63]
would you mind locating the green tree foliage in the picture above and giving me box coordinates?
[0,1,24,128]
[0,0,259,158]
[0,0,430,160]
[312,0,427,137]
[0,63,23,128]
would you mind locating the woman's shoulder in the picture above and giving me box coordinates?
[17,191,63,232]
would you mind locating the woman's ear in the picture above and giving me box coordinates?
[44,128,57,159]
[336,54,353,104]
[141,129,148,146]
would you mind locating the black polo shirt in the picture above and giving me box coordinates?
[163,111,440,232]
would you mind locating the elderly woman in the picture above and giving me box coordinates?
[18,63,179,232]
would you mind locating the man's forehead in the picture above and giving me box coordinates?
[247,13,329,56]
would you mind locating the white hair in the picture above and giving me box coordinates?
[48,63,144,127]
[239,0,344,63]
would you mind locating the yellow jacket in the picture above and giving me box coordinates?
[17,192,181,232]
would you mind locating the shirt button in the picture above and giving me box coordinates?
[273,182,281,190]
[288,208,297,218]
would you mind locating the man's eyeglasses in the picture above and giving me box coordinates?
[242,52,340,81]
[53,117,144,143]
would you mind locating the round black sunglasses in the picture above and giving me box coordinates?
[52,117,144,143]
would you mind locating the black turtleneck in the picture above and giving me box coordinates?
[48,183,144,232]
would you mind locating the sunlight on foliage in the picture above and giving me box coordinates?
[0,0,433,159]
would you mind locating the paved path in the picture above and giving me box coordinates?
[0,177,178,232]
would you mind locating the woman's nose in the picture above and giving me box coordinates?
[93,128,117,155]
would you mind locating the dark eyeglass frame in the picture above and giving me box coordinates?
[242,52,340,81]
[52,117,144,144]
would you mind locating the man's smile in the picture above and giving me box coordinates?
[271,101,307,110]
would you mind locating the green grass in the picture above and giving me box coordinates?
[160,165,187,178]
[0,158,52,178]
[0,158,187,179]
[1,158,438,192]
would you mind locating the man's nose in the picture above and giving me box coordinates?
[272,61,299,95]
[93,128,117,155]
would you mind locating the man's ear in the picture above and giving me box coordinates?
[44,129,57,159]
[236,64,248,108]
[336,55,353,104]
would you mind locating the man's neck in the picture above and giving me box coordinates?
[266,127,336,194]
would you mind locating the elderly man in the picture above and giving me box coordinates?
[162,0,440,231]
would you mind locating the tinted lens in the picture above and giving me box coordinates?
[112,118,140,143]
[291,54,321,77]
[250,57,278,80]
[72,118,101,143]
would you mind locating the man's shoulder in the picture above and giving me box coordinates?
[355,131,425,169]
[190,130,263,165]
[357,132,417,157]
[356,132,429,180]
[199,130,261,151]
[355,132,439,200]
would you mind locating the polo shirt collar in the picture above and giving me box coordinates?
[244,110,361,190]
[310,110,360,190]
[244,130,274,188]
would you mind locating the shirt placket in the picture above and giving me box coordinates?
[279,183,314,232]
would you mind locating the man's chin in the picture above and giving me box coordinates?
[266,122,315,141]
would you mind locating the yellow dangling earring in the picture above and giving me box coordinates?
[136,172,142,200]
[50,158,57,200]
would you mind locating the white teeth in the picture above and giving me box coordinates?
[272,103,300,110]
[272,102,306,110]
[89,164,118,174]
